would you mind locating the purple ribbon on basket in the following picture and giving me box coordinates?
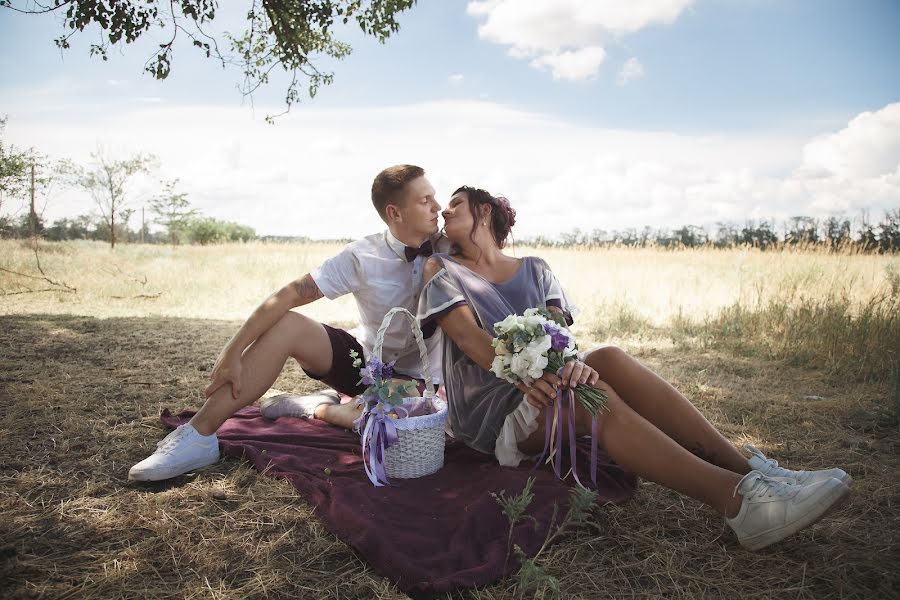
[355,397,408,487]
[533,382,599,489]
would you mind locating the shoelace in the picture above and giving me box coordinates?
[745,444,795,478]
[732,470,796,500]
[155,426,190,454]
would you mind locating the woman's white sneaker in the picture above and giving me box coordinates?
[726,470,849,551]
[128,424,220,481]
[259,390,341,419]
[744,444,852,487]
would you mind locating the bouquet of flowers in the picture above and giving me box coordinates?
[491,308,607,415]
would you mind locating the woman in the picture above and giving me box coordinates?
[417,186,851,551]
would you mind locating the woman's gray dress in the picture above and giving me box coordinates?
[417,254,573,464]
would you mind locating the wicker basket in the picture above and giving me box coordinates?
[368,307,447,481]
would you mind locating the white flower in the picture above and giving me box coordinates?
[527,354,549,380]
[509,352,535,382]
[527,335,552,355]
[495,314,522,333]
[491,355,516,383]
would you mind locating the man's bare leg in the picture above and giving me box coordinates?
[584,346,751,474]
[190,311,334,435]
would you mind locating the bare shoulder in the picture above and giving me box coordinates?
[423,256,444,280]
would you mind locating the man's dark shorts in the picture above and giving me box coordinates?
[301,324,368,396]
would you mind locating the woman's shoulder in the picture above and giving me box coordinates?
[424,254,450,280]
[521,255,551,270]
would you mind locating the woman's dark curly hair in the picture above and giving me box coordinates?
[451,185,517,250]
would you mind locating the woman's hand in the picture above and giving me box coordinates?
[517,372,559,409]
[519,360,600,408]
[558,359,600,389]
[204,352,243,400]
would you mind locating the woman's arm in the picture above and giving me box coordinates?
[422,258,496,371]
[422,258,561,406]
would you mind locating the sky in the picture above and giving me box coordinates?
[1,0,899,239]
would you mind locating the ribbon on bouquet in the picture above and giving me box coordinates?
[532,385,599,490]
[355,397,408,487]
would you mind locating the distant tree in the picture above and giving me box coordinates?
[149,179,198,245]
[185,216,256,245]
[0,116,31,209]
[714,222,740,248]
[822,216,851,250]
[2,1,418,120]
[672,225,708,248]
[0,116,54,237]
[785,216,819,245]
[740,220,777,250]
[877,209,900,253]
[64,150,156,249]
[857,211,878,251]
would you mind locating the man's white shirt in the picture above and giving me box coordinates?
[311,230,448,384]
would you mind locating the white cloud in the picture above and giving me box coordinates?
[449,74,465,84]
[467,0,692,80]
[798,102,900,179]
[529,46,606,81]
[617,58,645,86]
[4,86,898,239]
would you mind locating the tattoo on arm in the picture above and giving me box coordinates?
[293,274,324,303]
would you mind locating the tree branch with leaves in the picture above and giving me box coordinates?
[2,0,417,121]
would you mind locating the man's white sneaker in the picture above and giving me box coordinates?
[128,424,220,481]
[726,470,849,551]
[744,444,852,487]
[259,390,341,420]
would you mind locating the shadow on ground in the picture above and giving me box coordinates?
[0,314,897,599]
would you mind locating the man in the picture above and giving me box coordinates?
[129,165,447,481]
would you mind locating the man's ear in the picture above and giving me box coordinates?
[385,204,402,223]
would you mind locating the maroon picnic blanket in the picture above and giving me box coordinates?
[161,407,637,594]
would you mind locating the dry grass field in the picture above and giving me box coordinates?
[1,239,898,599]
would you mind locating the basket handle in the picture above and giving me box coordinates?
[372,307,436,398]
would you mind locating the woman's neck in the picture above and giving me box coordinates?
[455,235,506,266]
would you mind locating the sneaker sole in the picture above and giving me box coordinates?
[128,453,220,482]
[739,482,851,551]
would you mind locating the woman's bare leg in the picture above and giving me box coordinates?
[190,312,334,435]
[583,346,750,475]
[520,385,744,517]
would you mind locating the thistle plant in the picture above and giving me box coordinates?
[493,477,600,599]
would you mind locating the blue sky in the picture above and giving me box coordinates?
[1,0,899,238]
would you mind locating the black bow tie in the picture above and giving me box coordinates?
[404,240,434,262]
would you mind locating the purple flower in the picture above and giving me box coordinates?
[382,360,395,380]
[359,366,375,386]
[550,330,571,352]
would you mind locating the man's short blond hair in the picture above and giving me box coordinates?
[371,164,425,221]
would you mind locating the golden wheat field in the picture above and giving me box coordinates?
[1,239,896,330]
[1,239,898,599]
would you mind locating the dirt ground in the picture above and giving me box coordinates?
[1,313,897,599]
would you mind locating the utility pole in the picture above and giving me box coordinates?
[29,163,35,239]
[141,206,145,244]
